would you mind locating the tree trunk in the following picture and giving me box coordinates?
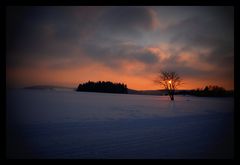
[168,90,174,101]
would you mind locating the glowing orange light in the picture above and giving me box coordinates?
[168,80,172,84]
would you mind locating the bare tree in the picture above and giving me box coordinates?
[155,71,182,101]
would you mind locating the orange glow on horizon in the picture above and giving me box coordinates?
[6,50,234,91]
[6,64,234,91]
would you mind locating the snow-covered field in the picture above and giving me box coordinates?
[6,89,234,159]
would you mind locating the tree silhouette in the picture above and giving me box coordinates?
[191,85,228,97]
[76,81,128,94]
[155,71,182,101]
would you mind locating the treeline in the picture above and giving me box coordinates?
[76,81,128,94]
[177,85,233,97]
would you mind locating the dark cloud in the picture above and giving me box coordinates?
[165,7,234,71]
[168,16,232,48]
[82,41,159,68]
[6,6,102,65]
[6,6,234,89]
[100,7,158,33]
[133,51,158,64]
[7,6,157,67]
[150,49,208,79]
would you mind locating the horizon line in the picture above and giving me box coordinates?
[6,84,235,91]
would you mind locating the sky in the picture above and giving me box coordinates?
[6,6,234,90]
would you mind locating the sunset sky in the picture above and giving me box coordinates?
[6,6,234,90]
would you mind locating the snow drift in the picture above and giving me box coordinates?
[6,89,234,159]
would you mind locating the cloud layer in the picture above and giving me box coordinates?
[6,6,234,90]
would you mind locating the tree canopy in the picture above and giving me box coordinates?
[76,81,128,94]
[155,71,182,100]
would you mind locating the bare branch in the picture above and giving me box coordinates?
[154,71,183,100]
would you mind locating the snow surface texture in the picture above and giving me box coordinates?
[7,89,234,159]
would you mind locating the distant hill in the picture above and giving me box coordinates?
[127,89,194,96]
[128,89,168,95]
[24,85,233,97]
[24,85,74,91]
[23,86,190,96]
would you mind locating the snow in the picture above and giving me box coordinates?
[7,89,234,159]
